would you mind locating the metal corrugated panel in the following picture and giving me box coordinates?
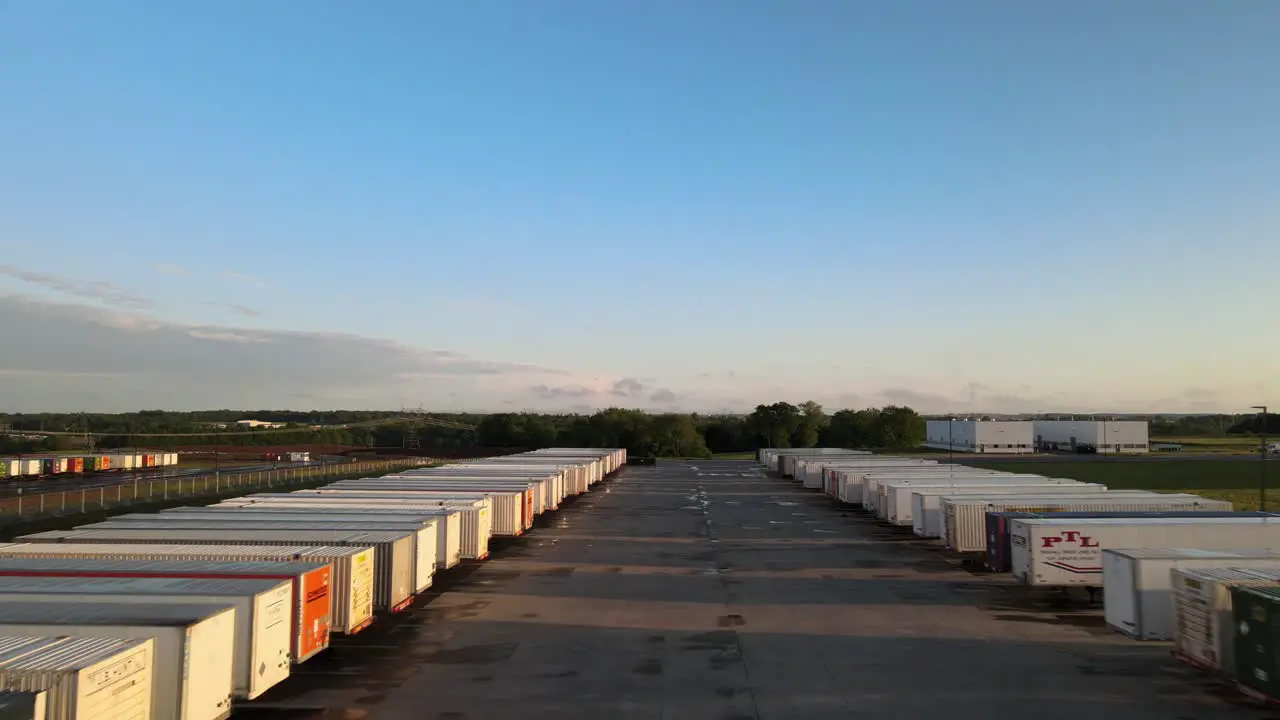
[1174,567,1280,674]
[295,490,522,537]
[0,602,235,720]
[0,543,372,636]
[945,495,1232,552]
[216,499,493,562]
[0,576,290,701]
[0,637,152,720]
[160,508,464,571]
[0,557,329,666]
[13,529,410,614]
[77,519,433,597]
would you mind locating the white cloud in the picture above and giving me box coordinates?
[0,294,570,412]
[154,264,190,277]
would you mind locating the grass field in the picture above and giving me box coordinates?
[963,458,1279,511]
[963,459,1273,491]
[1152,436,1268,453]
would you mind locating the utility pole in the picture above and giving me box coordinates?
[1253,405,1268,511]
[948,416,954,465]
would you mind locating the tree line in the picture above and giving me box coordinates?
[475,402,926,458]
[0,403,928,458]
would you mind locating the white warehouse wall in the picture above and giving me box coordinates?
[1033,420,1149,454]
[925,420,1033,454]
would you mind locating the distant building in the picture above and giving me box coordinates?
[924,420,1034,454]
[236,420,287,429]
[1034,420,1149,454]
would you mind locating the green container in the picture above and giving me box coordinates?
[1232,585,1280,695]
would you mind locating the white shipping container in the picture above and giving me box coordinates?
[0,637,152,720]
[0,576,291,700]
[18,461,40,477]
[339,478,542,518]
[0,544,374,636]
[1172,566,1280,674]
[291,489,524,538]
[939,491,1160,546]
[794,458,932,490]
[159,508,465,571]
[417,462,580,488]
[221,497,493,561]
[943,494,1229,553]
[0,602,235,720]
[1010,517,1280,587]
[817,459,938,495]
[773,451,870,479]
[783,454,887,483]
[0,690,47,720]
[862,470,1019,513]
[1102,549,1280,641]
[105,454,135,471]
[877,477,1076,525]
[375,475,553,514]
[82,518,439,596]
[18,528,413,614]
[841,467,1006,508]
[909,484,1109,537]
[0,557,331,664]
[467,458,599,488]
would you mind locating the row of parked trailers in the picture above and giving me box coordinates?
[761,447,1280,704]
[0,452,180,479]
[0,447,625,720]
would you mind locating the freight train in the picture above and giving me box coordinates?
[0,451,179,479]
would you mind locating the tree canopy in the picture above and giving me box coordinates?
[0,402,928,458]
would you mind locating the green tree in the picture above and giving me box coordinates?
[823,408,879,448]
[649,414,711,458]
[745,402,802,448]
[699,415,750,453]
[792,400,826,448]
[870,405,925,448]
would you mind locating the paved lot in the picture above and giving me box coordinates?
[251,460,1268,720]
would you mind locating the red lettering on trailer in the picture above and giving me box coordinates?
[1041,531,1099,549]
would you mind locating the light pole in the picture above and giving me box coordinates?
[1253,405,1268,511]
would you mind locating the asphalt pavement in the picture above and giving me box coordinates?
[240,459,1265,720]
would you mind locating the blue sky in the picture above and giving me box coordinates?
[0,1,1277,413]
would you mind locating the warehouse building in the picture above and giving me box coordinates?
[924,420,1034,454]
[1033,419,1150,454]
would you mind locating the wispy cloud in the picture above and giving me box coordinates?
[223,272,267,288]
[527,377,684,410]
[0,265,152,308]
[442,298,522,316]
[203,301,263,318]
[154,264,190,277]
[0,293,570,411]
[185,329,272,344]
